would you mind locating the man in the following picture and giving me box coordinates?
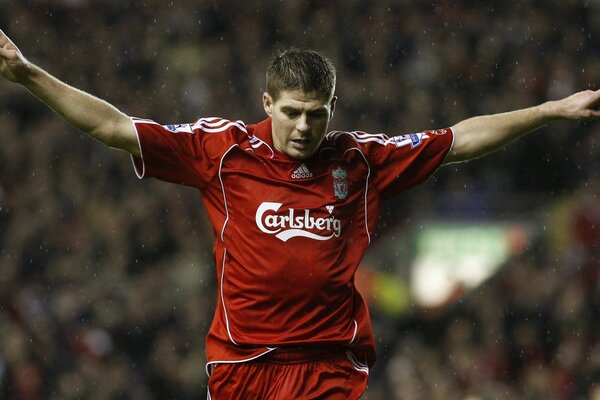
[1,29,599,399]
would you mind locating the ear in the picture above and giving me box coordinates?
[329,95,338,120]
[263,92,273,117]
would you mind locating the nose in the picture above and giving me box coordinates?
[296,114,310,133]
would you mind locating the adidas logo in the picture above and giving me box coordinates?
[291,164,313,179]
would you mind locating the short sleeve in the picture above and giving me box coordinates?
[351,128,454,200]
[130,117,239,188]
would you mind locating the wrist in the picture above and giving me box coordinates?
[20,63,38,85]
[537,100,563,121]
[13,60,40,86]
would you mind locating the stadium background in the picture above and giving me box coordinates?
[1,1,600,399]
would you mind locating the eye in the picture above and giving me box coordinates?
[309,111,328,118]
[284,110,300,118]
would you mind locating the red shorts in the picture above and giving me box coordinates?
[207,347,369,399]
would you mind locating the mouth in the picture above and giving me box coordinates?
[291,138,311,149]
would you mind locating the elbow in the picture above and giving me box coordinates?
[89,123,121,147]
[447,143,490,163]
[446,126,491,163]
[445,134,473,163]
[89,116,138,154]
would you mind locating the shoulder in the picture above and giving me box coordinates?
[132,116,249,139]
[190,117,248,138]
[185,117,255,157]
[322,130,399,155]
[320,129,450,168]
[324,129,444,151]
[155,117,252,157]
[325,130,392,146]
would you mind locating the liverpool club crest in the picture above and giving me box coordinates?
[332,167,348,200]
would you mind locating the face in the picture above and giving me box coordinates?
[263,89,336,160]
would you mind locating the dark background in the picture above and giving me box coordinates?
[1,1,600,399]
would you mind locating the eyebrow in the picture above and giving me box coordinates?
[280,105,328,114]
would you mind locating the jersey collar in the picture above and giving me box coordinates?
[251,118,301,161]
[245,118,274,158]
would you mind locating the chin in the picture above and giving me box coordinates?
[288,150,312,160]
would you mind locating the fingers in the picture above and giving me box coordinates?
[587,89,600,100]
[584,91,600,119]
[585,90,600,109]
[0,46,13,59]
[0,30,19,61]
[557,90,600,120]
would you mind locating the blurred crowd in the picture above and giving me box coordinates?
[1,0,600,399]
[364,184,600,399]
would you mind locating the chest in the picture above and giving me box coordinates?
[223,148,366,206]
[212,148,370,242]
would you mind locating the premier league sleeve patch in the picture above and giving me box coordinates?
[390,132,430,149]
[163,124,193,133]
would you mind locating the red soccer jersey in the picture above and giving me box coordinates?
[130,117,453,372]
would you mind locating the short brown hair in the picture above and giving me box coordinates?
[266,47,336,100]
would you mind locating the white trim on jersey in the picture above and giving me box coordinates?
[193,117,248,134]
[348,319,358,345]
[249,135,275,157]
[328,129,431,148]
[220,248,238,346]
[193,117,231,128]
[218,145,239,241]
[327,130,374,143]
[195,116,225,124]
[346,351,370,375]
[446,127,457,163]
[129,118,146,179]
[348,131,396,146]
[217,145,241,346]
[131,117,161,125]
[349,130,389,141]
[343,147,371,244]
[328,130,387,144]
[205,347,277,378]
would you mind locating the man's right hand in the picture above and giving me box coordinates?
[0,29,31,83]
[0,29,139,155]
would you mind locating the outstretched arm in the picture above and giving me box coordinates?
[0,29,139,156]
[445,90,600,164]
